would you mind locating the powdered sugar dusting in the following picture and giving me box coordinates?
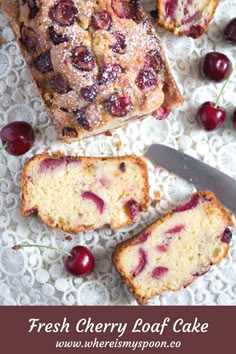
[18,0,176,141]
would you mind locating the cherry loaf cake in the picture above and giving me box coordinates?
[21,153,149,233]
[0,1,183,143]
[156,0,220,38]
[113,191,234,305]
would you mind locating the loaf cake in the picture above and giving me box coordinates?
[0,0,183,143]
[21,153,149,233]
[156,0,220,38]
[113,191,234,305]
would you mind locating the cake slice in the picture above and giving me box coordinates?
[0,0,183,143]
[21,153,149,233]
[156,0,220,38]
[113,191,234,305]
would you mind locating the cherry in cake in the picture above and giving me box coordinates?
[20,24,37,53]
[196,101,226,131]
[48,27,69,45]
[156,0,220,38]
[71,45,96,72]
[233,109,236,127]
[111,0,139,20]
[49,0,78,26]
[92,11,112,30]
[34,51,53,73]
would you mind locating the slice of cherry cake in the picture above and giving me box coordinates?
[1,1,183,143]
[21,153,149,233]
[156,0,220,38]
[113,191,234,305]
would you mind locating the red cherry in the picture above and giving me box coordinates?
[48,26,69,45]
[195,101,226,131]
[82,191,105,214]
[224,17,236,44]
[50,73,71,94]
[221,228,232,244]
[0,121,35,155]
[20,24,37,53]
[64,246,95,277]
[199,52,232,82]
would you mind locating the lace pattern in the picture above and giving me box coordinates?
[0,0,236,305]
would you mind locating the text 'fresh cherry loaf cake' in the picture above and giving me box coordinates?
[0,0,183,143]
[156,0,220,38]
[21,153,149,233]
[113,191,234,305]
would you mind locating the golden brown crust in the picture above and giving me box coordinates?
[113,190,234,305]
[21,153,149,233]
[1,1,183,143]
[156,0,220,38]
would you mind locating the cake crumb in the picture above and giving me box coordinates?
[43,147,50,153]
[0,35,6,46]
[154,190,161,199]
[115,140,122,150]
[104,130,112,137]
[150,191,161,206]
[64,235,72,241]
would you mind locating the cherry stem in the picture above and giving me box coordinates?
[214,63,236,108]
[0,143,8,154]
[12,243,71,257]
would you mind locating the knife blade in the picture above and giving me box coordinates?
[146,144,236,214]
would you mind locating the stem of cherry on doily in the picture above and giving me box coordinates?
[215,63,236,108]
[12,243,71,257]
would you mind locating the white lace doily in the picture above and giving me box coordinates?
[1,0,236,306]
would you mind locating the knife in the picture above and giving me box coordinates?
[146,144,236,215]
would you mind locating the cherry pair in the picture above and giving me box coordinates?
[196,17,236,131]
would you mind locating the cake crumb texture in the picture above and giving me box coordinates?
[21,153,149,233]
[0,0,183,142]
